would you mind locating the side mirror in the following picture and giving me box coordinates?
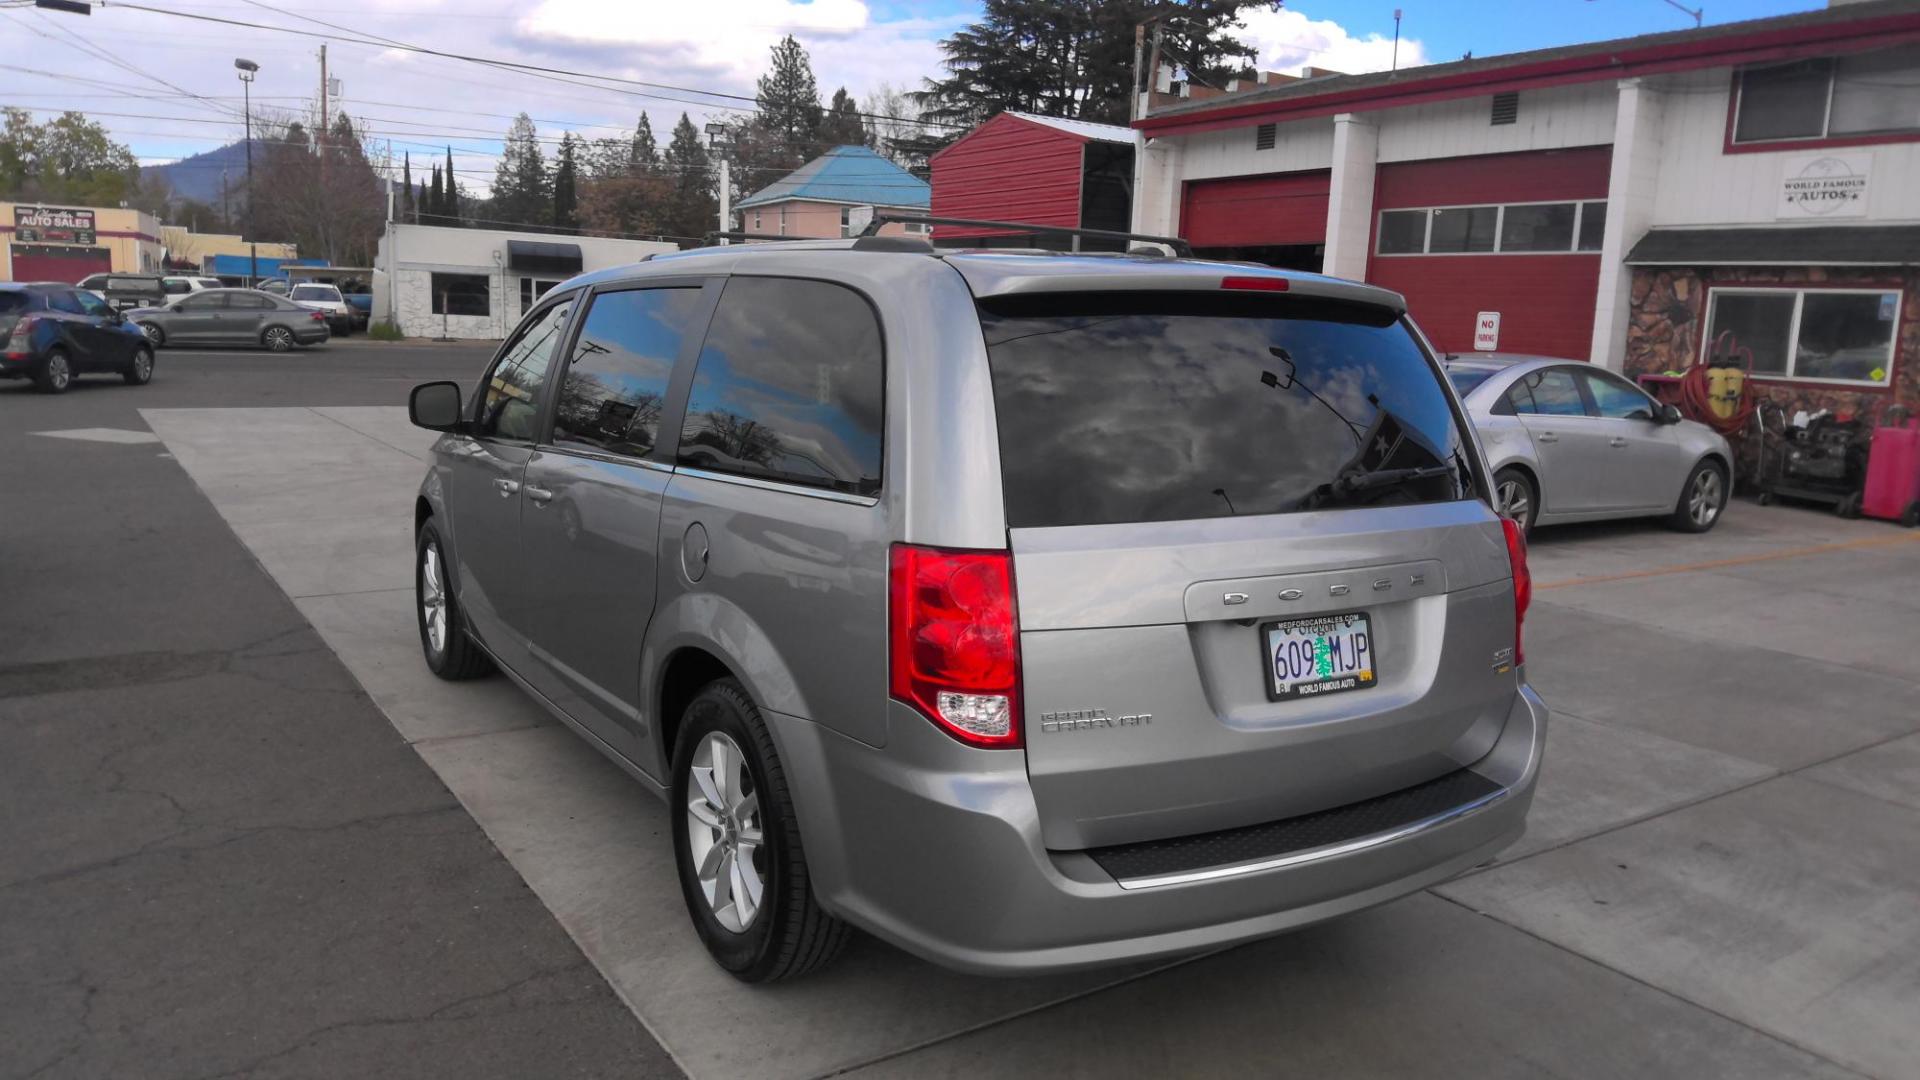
[1658,403,1684,425]
[409,381,468,433]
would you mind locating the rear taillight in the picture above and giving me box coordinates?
[310,312,326,321]
[1502,518,1531,666]
[889,544,1022,748]
[4,316,36,358]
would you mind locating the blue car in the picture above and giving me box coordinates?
[0,282,156,393]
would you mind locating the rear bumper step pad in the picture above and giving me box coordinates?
[1084,768,1506,890]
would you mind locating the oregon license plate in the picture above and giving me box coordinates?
[1263,613,1377,700]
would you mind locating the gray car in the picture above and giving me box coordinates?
[127,288,331,351]
[406,241,1545,982]
[1445,355,1732,535]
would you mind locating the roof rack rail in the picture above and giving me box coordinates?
[701,230,805,246]
[857,213,1193,258]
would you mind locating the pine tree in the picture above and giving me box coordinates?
[754,35,823,168]
[401,152,414,223]
[490,113,548,228]
[427,164,443,225]
[443,145,461,225]
[552,132,580,232]
[631,113,657,174]
[660,112,715,244]
[818,87,867,148]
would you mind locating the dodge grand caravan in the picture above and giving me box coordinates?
[406,236,1546,982]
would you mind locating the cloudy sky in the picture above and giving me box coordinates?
[2,0,1820,199]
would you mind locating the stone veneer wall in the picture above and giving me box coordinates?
[393,267,503,339]
[1625,265,1920,419]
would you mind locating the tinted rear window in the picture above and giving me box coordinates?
[1446,367,1497,395]
[0,293,31,314]
[980,295,1474,528]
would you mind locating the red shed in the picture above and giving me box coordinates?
[930,112,1138,249]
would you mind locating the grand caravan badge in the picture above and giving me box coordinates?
[1039,708,1153,733]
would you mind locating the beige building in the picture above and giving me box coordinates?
[159,226,298,273]
[1,202,162,283]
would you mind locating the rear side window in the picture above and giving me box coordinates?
[0,293,31,314]
[980,295,1474,528]
[552,287,704,458]
[178,293,227,311]
[1507,368,1586,416]
[678,277,883,497]
[230,292,274,310]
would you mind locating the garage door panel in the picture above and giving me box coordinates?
[1182,171,1330,249]
[10,245,113,285]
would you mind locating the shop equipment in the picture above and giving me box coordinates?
[1754,403,1873,517]
[1862,406,1920,527]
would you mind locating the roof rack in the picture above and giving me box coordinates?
[858,213,1193,258]
[701,230,806,246]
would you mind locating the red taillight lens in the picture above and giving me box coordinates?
[1220,275,1288,292]
[889,544,1021,748]
[1502,518,1531,666]
[311,312,326,321]
[3,316,34,358]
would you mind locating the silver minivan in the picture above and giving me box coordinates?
[407,236,1545,982]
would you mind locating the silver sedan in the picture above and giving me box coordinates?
[125,288,331,352]
[1445,355,1733,535]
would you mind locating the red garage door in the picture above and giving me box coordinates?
[1367,147,1610,359]
[1181,171,1330,249]
[10,244,112,285]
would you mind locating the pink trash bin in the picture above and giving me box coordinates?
[1862,418,1920,526]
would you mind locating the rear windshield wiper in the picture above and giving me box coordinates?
[1331,463,1457,496]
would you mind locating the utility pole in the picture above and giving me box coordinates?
[1131,22,1146,121]
[718,158,730,241]
[1147,22,1164,108]
[319,44,328,140]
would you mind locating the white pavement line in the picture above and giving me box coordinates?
[144,406,1171,1080]
[31,427,163,445]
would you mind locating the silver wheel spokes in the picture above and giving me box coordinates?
[420,544,447,654]
[49,355,69,387]
[1690,470,1722,526]
[135,352,152,378]
[686,731,765,934]
[1498,479,1530,524]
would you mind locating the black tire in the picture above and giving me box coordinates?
[139,321,165,348]
[123,345,155,386]
[262,325,296,353]
[671,678,848,983]
[33,347,72,394]
[1902,502,1920,529]
[1836,491,1862,520]
[415,520,493,680]
[1669,459,1729,533]
[1493,467,1538,536]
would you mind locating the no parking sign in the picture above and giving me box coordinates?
[1473,311,1500,351]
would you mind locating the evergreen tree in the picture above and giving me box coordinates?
[401,152,414,223]
[818,87,867,148]
[489,113,549,227]
[631,112,657,174]
[552,132,580,232]
[660,112,715,244]
[753,35,822,168]
[427,164,443,224]
[443,145,461,225]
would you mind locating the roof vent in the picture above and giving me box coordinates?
[1255,123,1276,151]
[1490,91,1519,126]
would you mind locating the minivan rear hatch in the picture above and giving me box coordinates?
[964,266,1520,852]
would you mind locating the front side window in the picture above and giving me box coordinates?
[47,290,86,315]
[431,272,491,317]
[1580,370,1655,420]
[1705,288,1898,385]
[552,288,705,458]
[679,277,883,496]
[981,295,1473,528]
[476,299,575,441]
[162,278,193,295]
[1735,47,1920,143]
[76,291,113,318]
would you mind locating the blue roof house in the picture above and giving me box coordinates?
[734,145,929,239]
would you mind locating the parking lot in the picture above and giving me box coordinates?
[4,343,1917,1079]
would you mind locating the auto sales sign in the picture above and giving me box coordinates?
[1778,153,1870,219]
[13,205,98,245]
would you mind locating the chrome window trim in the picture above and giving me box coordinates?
[537,444,675,473]
[674,464,879,507]
[1110,783,1511,891]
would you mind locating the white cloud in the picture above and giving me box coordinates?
[1235,8,1429,77]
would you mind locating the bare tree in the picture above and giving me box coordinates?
[251,111,386,265]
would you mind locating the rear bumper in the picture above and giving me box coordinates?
[0,354,36,379]
[771,684,1545,976]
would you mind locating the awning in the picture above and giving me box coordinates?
[1625,225,1920,267]
[506,239,583,275]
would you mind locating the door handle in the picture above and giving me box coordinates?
[525,485,553,505]
[1609,437,1629,448]
[494,478,520,497]
[1536,432,1559,443]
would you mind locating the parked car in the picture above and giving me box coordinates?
[1445,354,1732,534]
[406,240,1545,982]
[79,273,169,313]
[257,278,290,295]
[127,288,330,351]
[1,282,156,393]
[287,283,356,334]
[163,275,226,294]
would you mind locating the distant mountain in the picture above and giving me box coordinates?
[142,140,256,206]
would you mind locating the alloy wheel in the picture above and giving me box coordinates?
[132,350,153,382]
[46,352,70,391]
[685,731,765,934]
[420,543,447,655]
[142,323,163,345]
[1689,468,1723,528]
[265,327,293,352]
[1497,478,1530,525]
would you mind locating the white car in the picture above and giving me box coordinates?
[287,283,355,335]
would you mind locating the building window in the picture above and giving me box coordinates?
[902,221,930,235]
[1733,46,1920,144]
[841,206,853,237]
[754,210,762,231]
[431,272,490,317]
[1378,201,1609,255]
[1703,287,1900,386]
[519,276,560,316]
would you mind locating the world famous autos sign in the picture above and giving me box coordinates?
[1777,153,1870,220]
[13,205,98,245]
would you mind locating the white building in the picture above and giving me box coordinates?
[1131,0,1920,415]
[374,223,677,338]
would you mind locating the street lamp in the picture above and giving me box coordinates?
[235,58,259,284]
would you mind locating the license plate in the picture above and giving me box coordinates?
[1263,613,1377,700]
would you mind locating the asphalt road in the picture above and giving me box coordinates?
[0,343,679,1079]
